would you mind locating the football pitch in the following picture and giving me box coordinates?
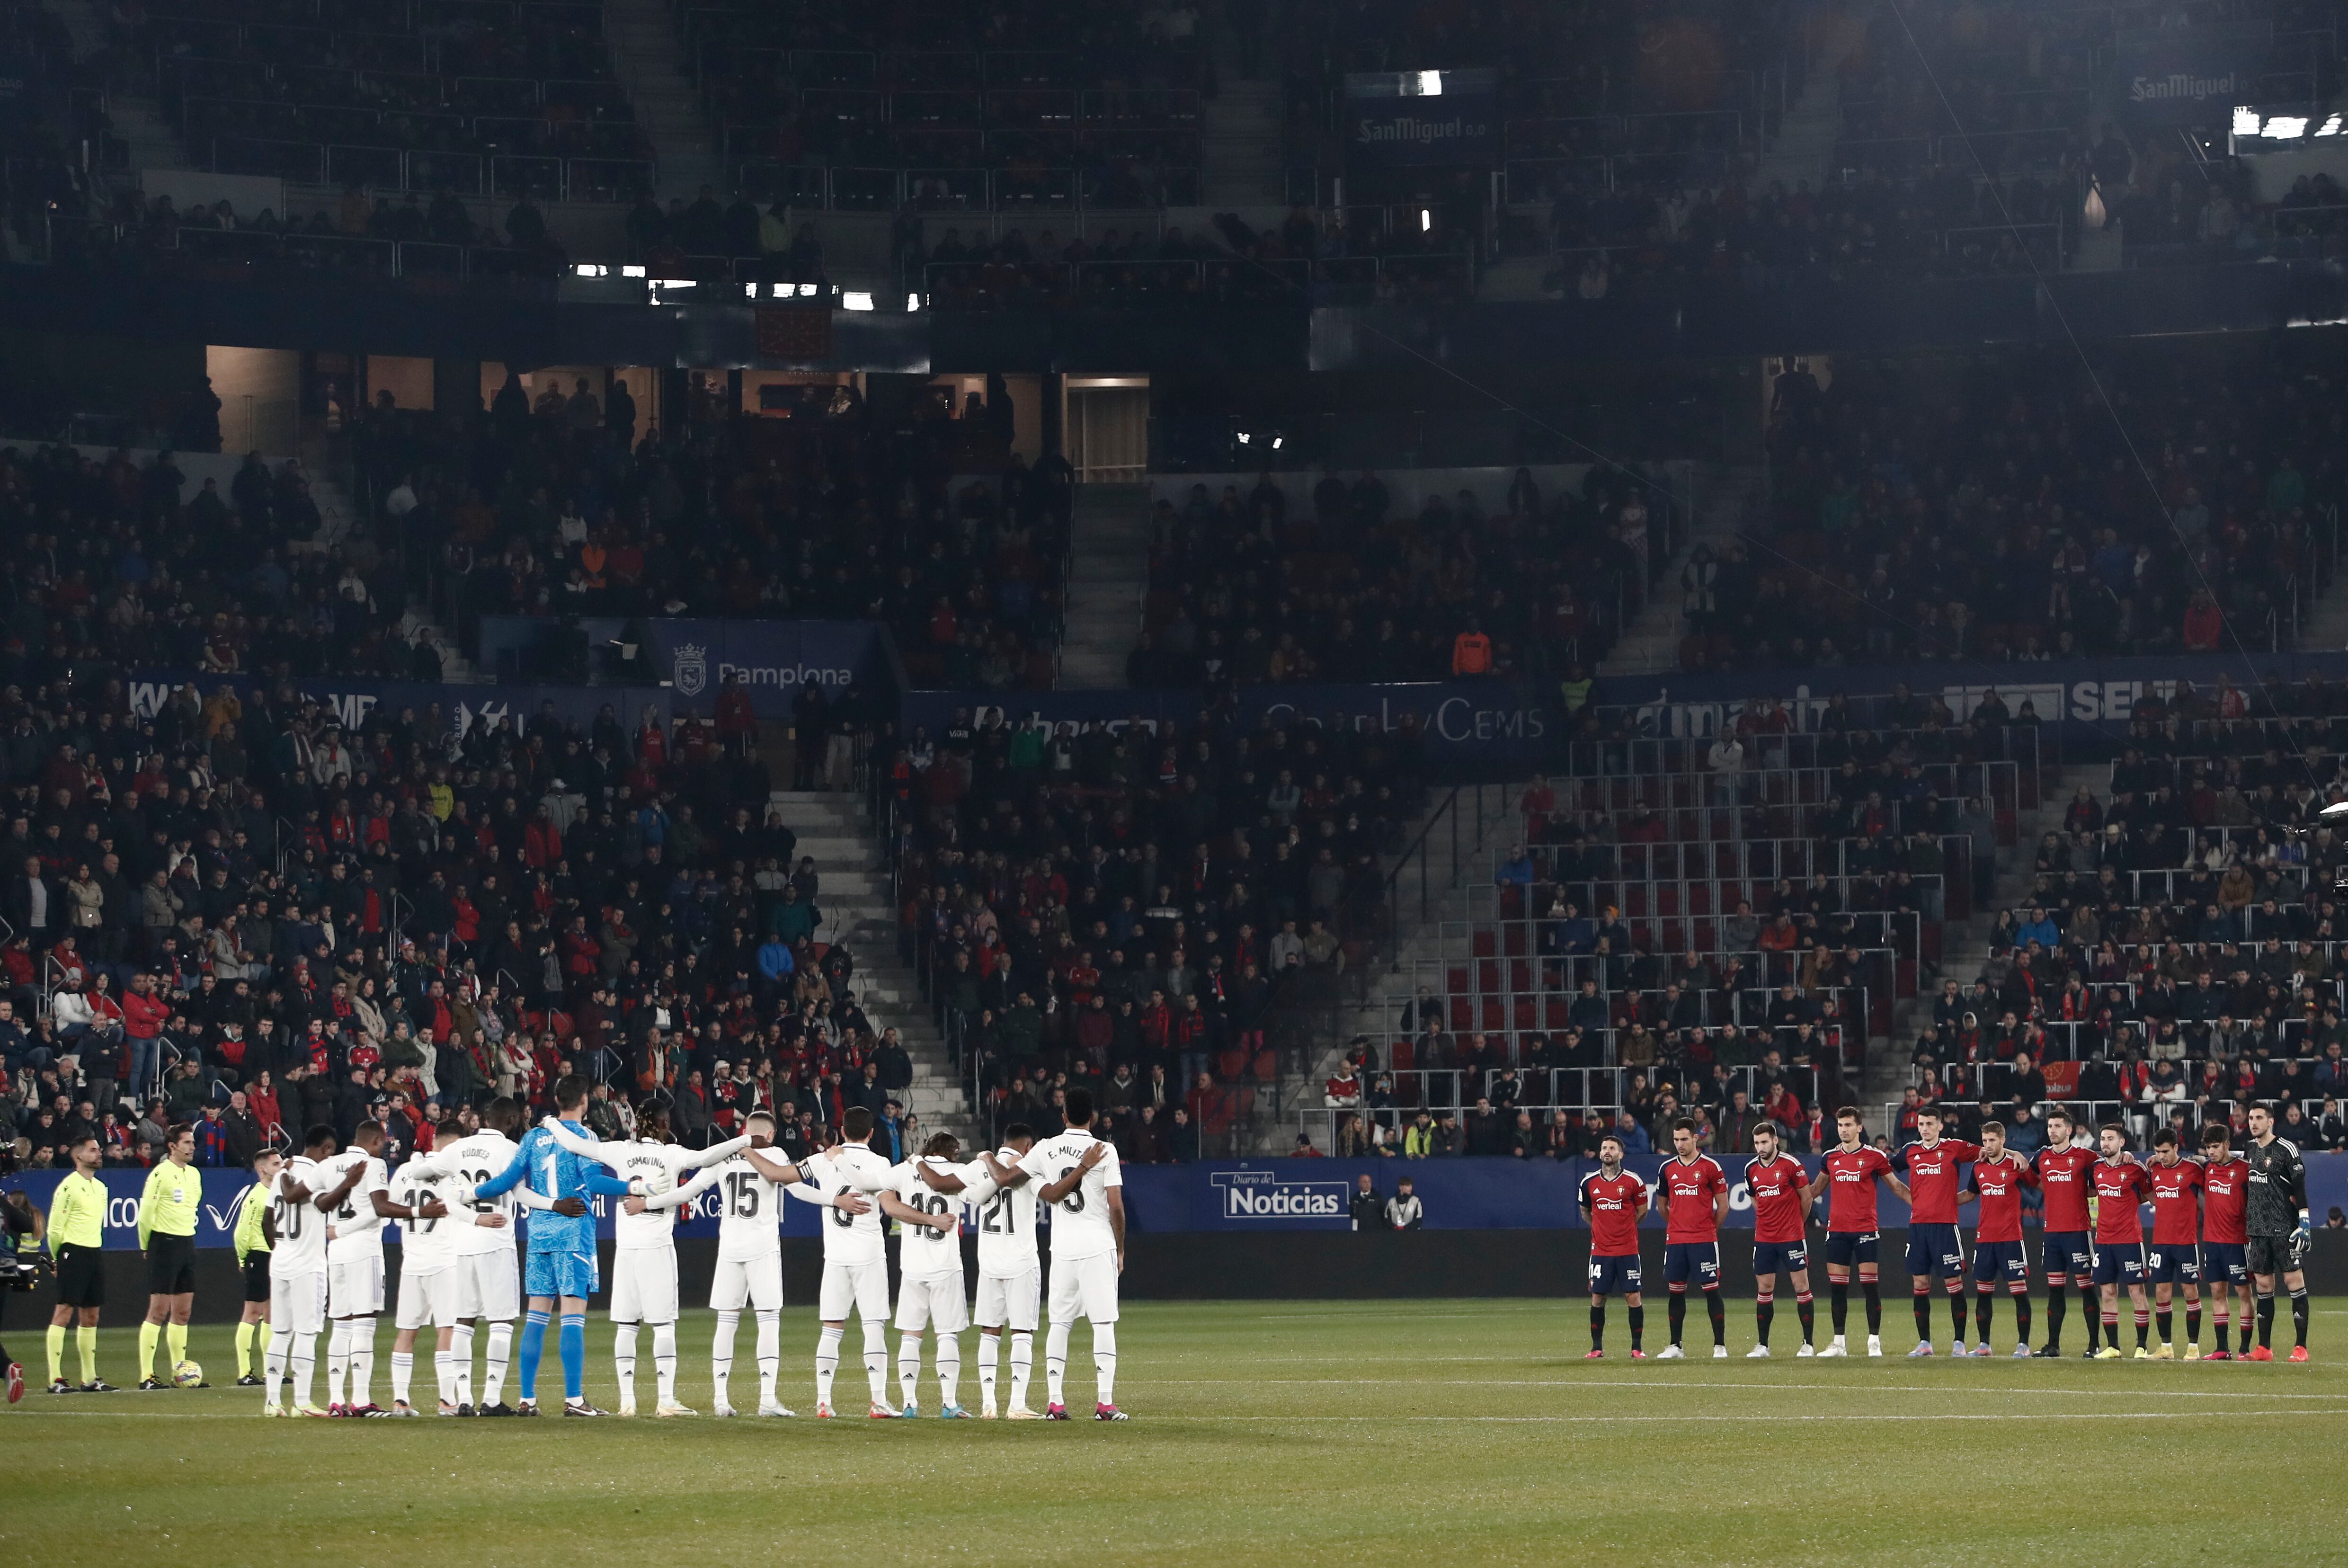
[5,1298,2344,1565]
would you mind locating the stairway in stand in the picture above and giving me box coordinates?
[604,0,724,202]
[770,789,970,1139]
[1057,483,1152,689]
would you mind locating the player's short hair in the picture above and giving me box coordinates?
[636,1103,670,1138]
[744,1111,775,1132]
[1752,1121,1779,1141]
[842,1106,875,1140]
[2098,1121,2126,1140]
[165,1122,194,1146]
[1002,1123,1034,1145]
[484,1097,522,1133]
[553,1074,590,1112]
[1064,1087,1094,1126]
[1916,1104,1941,1120]
[922,1132,960,1158]
[68,1132,98,1153]
[1671,1116,1696,1136]
[1979,1120,2005,1139]
[2200,1125,2232,1147]
[252,1146,280,1168]
[2046,1106,2074,1127]
[2152,1128,2178,1147]
[1834,1105,1860,1124]
[1599,1133,1624,1153]
[303,1123,338,1151]
[355,1119,385,1144]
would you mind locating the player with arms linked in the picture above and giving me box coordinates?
[1893,1105,1979,1357]
[1654,1119,1729,1359]
[1805,1107,1910,1357]
[2088,1123,2154,1359]
[2144,1128,2204,1360]
[2197,1125,2255,1359]
[2032,1108,2101,1358]
[2241,1105,2313,1362]
[1578,1133,1649,1359]
[1743,1120,1815,1357]
[1962,1120,2037,1355]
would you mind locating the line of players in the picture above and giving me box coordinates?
[244,1076,1133,1420]
[1578,1103,2316,1362]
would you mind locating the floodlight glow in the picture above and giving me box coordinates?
[842,291,874,310]
[1416,70,1442,95]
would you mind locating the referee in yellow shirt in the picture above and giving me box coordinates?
[136,1124,203,1390]
[46,1133,111,1393]
[232,1150,279,1386]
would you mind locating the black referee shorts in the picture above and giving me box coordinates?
[146,1234,197,1296]
[241,1254,271,1304]
[54,1243,104,1309]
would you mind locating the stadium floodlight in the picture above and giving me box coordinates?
[2235,106,2262,135]
[797,282,821,296]
[744,282,759,298]
[622,265,646,277]
[1415,70,1442,95]
[2268,116,2309,139]
[842,291,874,311]
[1420,208,1432,231]
[2320,115,2344,136]
[572,263,607,277]
[907,292,923,312]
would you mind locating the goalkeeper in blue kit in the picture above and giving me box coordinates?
[466,1076,635,1415]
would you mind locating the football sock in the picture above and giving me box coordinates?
[326,1319,349,1405]
[435,1350,456,1407]
[166,1322,187,1372]
[815,1325,843,1407]
[1094,1323,1117,1405]
[2215,1319,2231,1354]
[2291,1286,2310,1349]
[139,1321,161,1381]
[1626,1305,1644,1351]
[263,1329,288,1408]
[713,1309,740,1405]
[558,1313,585,1401]
[1008,1331,1033,1408]
[1705,1290,1725,1347]
[1796,1292,1814,1345]
[391,1349,414,1407]
[1911,1291,1932,1342]
[614,1324,638,1406]
[46,1324,64,1385]
[517,1310,548,1401]
[978,1331,1000,1403]
[653,1323,679,1408]
[2084,1297,2101,1352]
[862,1319,889,1406]
[937,1332,961,1408]
[1045,1320,1072,1406]
[1753,1298,1772,1347]
[450,1324,475,1406]
[1829,1282,1848,1333]
[1668,1292,1687,1346]
[1861,1282,1880,1334]
[2257,1292,2276,1349]
[1974,1290,1993,1343]
[1948,1291,1967,1342]
[2101,1306,2118,1339]
[77,1325,96,1385]
[2134,1309,2149,1350]
[899,1336,923,1408]
[2157,1310,2172,1344]
[291,1331,318,1408]
[2045,1284,2066,1347]
[235,1322,256,1380]
[2014,1292,2031,1344]
[2186,1306,2201,1345]
[348,1318,375,1405]
[754,1310,780,1407]
[482,1321,511,1404]
[1590,1301,1606,1352]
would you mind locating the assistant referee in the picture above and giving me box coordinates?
[136,1124,203,1390]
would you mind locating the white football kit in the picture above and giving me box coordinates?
[661,1150,791,1314]
[551,1123,747,1324]
[791,1144,897,1320]
[890,1156,975,1334]
[320,1149,388,1316]
[1017,1129,1123,1325]
[266,1155,329,1336]
[390,1161,470,1332]
[970,1148,1042,1332]
[416,1131,526,1321]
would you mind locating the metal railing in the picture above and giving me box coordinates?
[737,160,1202,212]
[205,133,652,199]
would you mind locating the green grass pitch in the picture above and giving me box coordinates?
[4,1299,2344,1565]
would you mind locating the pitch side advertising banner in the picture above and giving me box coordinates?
[128,670,674,739]
[900,679,1556,764]
[15,1155,2348,1242]
[471,617,889,719]
[1345,69,1498,168]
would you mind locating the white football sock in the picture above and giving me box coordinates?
[713,1310,740,1405]
[434,1350,456,1407]
[483,1322,512,1405]
[861,1319,889,1406]
[326,1320,350,1406]
[936,1331,961,1409]
[1093,1323,1117,1406]
[1008,1331,1033,1408]
[614,1324,639,1406]
[347,1318,376,1405]
[449,1324,475,1406]
[291,1332,318,1408]
[755,1310,780,1407]
[898,1335,923,1408]
[1045,1321,1072,1407]
[977,1332,999,1405]
[263,1330,289,1409]
[815,1326,843,1406]
[390,1349,414,1407]
[653,1322,678,1407]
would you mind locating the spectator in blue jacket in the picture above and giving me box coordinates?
[2014,907,2059,949]
[1609,1107,1651,1155]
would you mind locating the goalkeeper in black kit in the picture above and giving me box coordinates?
[2241,1106,2312,1363]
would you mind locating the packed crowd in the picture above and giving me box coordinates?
[351,370,1072,690]
[1127,463,1671,691]
[877,703,1432,1153]
[1701,339,2343,673]
[0,655,971,1177]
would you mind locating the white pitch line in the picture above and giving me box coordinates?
[1142,1379,2348,1400]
